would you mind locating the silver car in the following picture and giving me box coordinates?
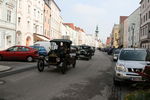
[113,49,120,61]
[114,48,150,85]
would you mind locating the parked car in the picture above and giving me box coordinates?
[34,41,51,53]
[77,45,93,60]
[113,49,121,61]
[0,46,39,62]
[71,45,79,59]
[30,45,48,57]
[114,48,150,85]
[107,48,117,55]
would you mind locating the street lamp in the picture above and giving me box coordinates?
[131,23,135,47]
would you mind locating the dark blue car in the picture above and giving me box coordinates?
[30,46,48,56]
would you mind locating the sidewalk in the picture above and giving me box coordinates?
[0,62,37,78]
[0,65,12,72]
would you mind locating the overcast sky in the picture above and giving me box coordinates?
[55,0,140,43]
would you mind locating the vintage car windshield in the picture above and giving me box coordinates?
[50,42,58,50]
[119,50,150,61]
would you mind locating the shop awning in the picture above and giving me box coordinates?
[34,33,50,42]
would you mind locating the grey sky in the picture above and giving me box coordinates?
[55,0,140,43]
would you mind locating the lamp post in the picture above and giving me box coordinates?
[131,23,135,47]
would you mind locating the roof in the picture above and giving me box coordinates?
[50,39,72,44]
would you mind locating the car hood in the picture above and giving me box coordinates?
[117,60,150,68]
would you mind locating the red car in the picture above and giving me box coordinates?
[0,46,39,62]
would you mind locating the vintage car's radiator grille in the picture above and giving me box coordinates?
[128,68,143,73]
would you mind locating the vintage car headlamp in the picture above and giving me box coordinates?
[116,64,126,72]
[56,57,60,62]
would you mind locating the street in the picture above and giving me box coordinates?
[0,51,141,100]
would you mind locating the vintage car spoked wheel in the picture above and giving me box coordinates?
[61,62,67,74]
[37,60,45,72]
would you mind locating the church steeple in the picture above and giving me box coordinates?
[95,25,99,37]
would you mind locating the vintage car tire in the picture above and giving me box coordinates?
[26,56,33,62]
[37,60,45,72]
[61,62,67,74]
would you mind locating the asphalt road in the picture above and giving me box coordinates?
[0,51,119,100]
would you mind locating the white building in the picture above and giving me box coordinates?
[50,0,62,39]
[16,0,45,46]
[62,23,78,45]
[140,0,150,48]
[126,7,140,47]
[0,0,17,50]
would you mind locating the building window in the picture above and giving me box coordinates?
[19,0,22,8]
[27,21,30,30]
[7,10,11,22]
[28,5,31,14]
[34,9,36,17]
[18,17,21,25]
[6,35,11,46]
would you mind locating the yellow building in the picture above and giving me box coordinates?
[112,24,120,48]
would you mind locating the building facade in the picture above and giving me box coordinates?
[123,18,128,48]
[127,7,140,47]
[43,0,51,40]
[50,0,62,39]
[119,16,128,47]
[140,0,150,48]
[111,24,120,48]
[16,0,46,46]
[0,0,17,50]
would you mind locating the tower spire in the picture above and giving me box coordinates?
[95,25,99,37]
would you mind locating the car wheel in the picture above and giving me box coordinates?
[37,60,44,72]
[27,56,33,62]
[0,55,2,61]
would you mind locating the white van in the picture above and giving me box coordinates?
[34,41,51,52]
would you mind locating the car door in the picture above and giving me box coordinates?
[16,47,30,60]
[3,46,18,60]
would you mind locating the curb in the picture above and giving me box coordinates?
[0,66,12,72]
[0,65,36,78]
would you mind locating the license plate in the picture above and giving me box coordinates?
[132,77,141,81]
[114,56,117,59]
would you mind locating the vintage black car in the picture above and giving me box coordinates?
[37,39,77,74]
[77,45,93,60]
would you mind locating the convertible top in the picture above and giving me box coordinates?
[50,39,72,44]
